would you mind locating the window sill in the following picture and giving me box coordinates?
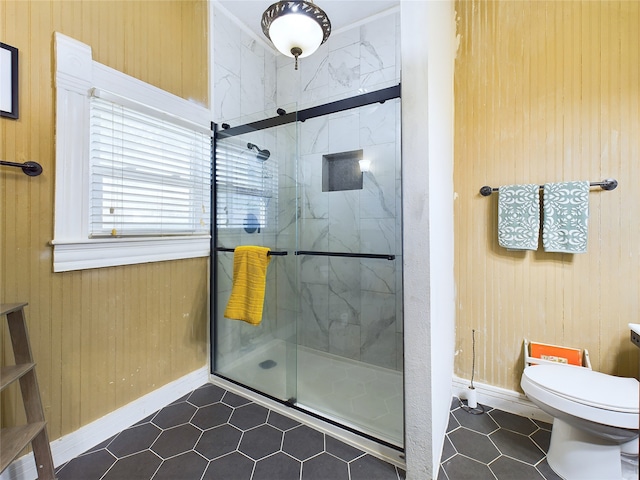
[51,236,211,272]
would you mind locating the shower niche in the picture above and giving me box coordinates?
[213,87,404,448]
[322,149,364,192]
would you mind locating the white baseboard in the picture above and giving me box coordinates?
[1,366,209,480]
[452,375,553,424]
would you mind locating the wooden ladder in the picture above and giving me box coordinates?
[1,303,56,479]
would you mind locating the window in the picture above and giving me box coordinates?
[89,92,210,237]
[52,33,212,272]
[215,137,277,231]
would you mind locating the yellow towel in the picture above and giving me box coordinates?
[224,246,271,325]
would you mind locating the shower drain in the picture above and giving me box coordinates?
[259,359,277,369]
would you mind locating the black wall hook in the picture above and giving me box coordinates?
[1,160,43,176]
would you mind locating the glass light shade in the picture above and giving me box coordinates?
[261,1,331,66]
[268,13,324,58]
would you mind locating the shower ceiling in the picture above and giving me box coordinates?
[216,0,399,51]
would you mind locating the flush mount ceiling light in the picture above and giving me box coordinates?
[261,1,331,70]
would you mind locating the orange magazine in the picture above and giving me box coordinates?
[529,342,582,366]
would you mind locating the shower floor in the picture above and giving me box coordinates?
[217,339,404,448]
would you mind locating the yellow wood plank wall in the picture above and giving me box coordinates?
[0,0,209,441]
[454,0,639,392]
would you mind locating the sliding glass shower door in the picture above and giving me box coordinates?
[213,114,299,404]
[293,97,403,446]
[213,91,403,448]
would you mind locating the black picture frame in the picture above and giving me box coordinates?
[1,42,19,119]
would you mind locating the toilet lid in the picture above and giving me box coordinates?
[524,365,639,413]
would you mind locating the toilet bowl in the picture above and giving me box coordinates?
[521,364,639,479]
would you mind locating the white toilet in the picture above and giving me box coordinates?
[521,364,639,479]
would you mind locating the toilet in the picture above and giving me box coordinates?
[521,364,639,479]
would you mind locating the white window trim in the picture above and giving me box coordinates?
[52,33,211,272]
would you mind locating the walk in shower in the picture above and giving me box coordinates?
[212,86,403,448]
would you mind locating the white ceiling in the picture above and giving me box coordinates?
[216,0,400,46]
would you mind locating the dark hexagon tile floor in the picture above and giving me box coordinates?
[55,383,406,480]
[54,386,564,480]
[440,397,562,480]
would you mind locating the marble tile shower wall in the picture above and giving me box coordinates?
[213,7,402,371]
[281,12,403,371]
[294,99,402,371]
[212,6,277,123]
[213,7,401,122]
[276,12,401,111]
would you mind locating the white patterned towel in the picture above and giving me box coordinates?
[542,181,589,254]
[498,184,541,250]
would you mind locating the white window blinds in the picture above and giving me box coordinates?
[215,138,277,230]
[89,92,212,237]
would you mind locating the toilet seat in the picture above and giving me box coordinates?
[522,365,639,429]
[525,365,638,412]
